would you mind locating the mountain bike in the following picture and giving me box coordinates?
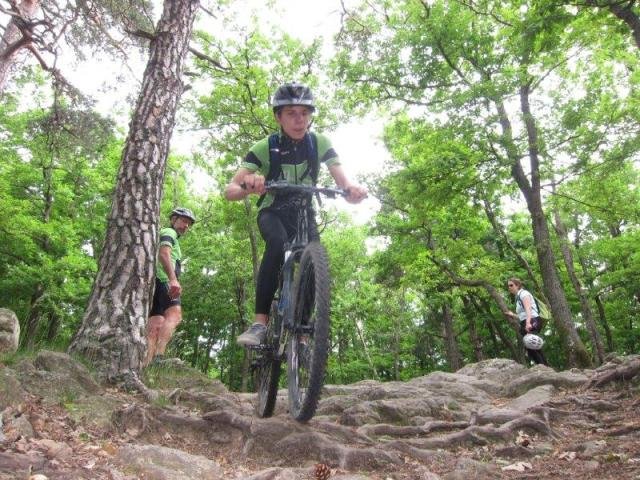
[249,181,346,422]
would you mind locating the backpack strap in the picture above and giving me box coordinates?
[256,133,281,207]
[298,132,319,184]
[256,132,319,208]
[516,291,540,317]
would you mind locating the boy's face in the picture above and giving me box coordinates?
[276,105,313,140]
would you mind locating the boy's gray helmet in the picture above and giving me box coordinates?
[170,207,196,223]
[272,82,315,113]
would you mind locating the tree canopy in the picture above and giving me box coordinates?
[1,0,639,388]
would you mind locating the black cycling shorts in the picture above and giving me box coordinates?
[150,278,181,316]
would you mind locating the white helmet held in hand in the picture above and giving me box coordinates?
[523,333,544,350]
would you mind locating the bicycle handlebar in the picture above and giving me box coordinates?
[264,181,347,199]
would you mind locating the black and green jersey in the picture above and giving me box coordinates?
[156,227,182,283]
[241,131,340,209]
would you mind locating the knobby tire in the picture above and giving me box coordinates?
[255,301,281,418]
[287,241,331,422]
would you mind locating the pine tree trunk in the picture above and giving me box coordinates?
[0,0,40,91]
[68,0,200,383]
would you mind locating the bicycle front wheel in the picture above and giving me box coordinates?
[287,241,331,422]
[254,301,281,418]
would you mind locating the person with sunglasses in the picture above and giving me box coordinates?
[506,278,548,365]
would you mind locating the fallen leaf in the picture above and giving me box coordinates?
[558,451,577,461]
[501,461,532,472]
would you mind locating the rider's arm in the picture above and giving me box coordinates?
[327,164,367,204]
[158,245,181,299]
[224,167,266,200]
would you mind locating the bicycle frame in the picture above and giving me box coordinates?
[274,194,315,358]
[251,181,345,420]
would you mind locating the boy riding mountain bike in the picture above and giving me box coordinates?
[224,82,367,346]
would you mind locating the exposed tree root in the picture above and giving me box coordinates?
[202,410,254,434]
[388,413,558,450]
[584,358,640,390]
[111,404,151,438]
[357,420,469,438]
[602,423,640,437]
[118,370,160,402]
[111,404,216,440]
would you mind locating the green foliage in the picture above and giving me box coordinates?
[0,85,121,348]
[331,0,640,370]
[4,0,640,392]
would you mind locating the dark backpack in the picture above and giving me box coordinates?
[257,132,319,207]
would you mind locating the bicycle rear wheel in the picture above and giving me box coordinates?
[254,301,281,418]
[287,241,331,422]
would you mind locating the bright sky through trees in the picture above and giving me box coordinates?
[60,0,388,222]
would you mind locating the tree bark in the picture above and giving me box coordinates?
[462,296,484,362]
[442,303,462,371]
[586,0,640,50]
[482,199,545,300]
[552,207,605,364]
[494,90,591,368]
[68,0,200,384]
[0,0,40,91]
[574,218,614,351]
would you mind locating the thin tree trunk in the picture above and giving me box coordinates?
[244,199,260,282]
[45,312,60,343]
[21,284,45,349]
[442,303,462,371]
[483,199,544,298]
[552,207,605,364]
[574,218,614,352]
[23,135,57,349]
[495,91,591,367]
[594,294,613,351]
[354,316,378,380]
[462,296,484,362]
[473,296,525,363]
[233,276,251,392]
[68,0,200,385]
[588,0,640,50]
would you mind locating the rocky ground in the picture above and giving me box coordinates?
[1,352,639,479]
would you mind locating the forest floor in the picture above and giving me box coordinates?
[1,354,640,479]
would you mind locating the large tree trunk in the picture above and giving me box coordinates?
[68,0,200,384]
[0,0,40,91]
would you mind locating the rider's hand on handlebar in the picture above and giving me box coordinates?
[240,173,266,195]
[343,184,368,204]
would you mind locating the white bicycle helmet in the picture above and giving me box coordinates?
[523,333,544,350]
